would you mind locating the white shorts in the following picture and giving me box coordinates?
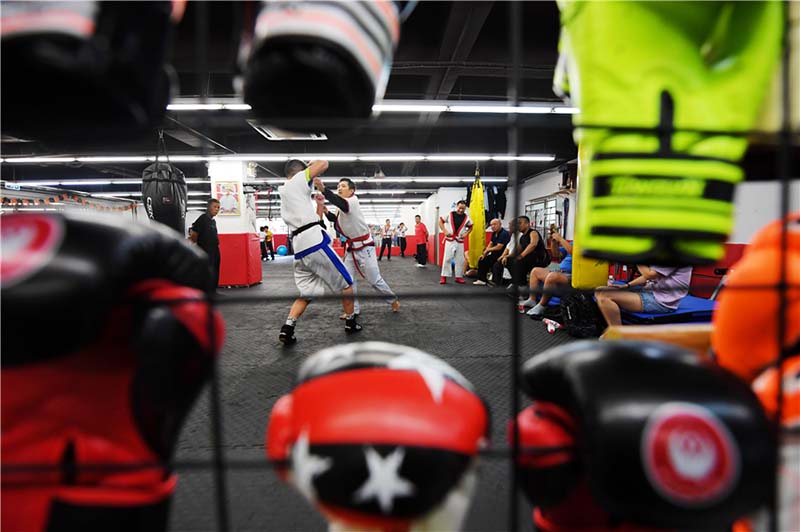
[293,244,353,299]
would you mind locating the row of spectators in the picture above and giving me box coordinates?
[470,216,693,328]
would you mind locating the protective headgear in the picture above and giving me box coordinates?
[267,342,489,531]
[712,212,800,382]
[556,1,783,264]
[239,1,401,125]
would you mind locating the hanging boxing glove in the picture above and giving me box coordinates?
[513,340,775,531]
[1,213,224,532]
[238,1,401,125]
[556,1,784,264]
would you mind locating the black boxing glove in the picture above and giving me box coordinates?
[1,1,178,144]
[515,340,775,530]
[239,1,400,124]
[1,213,224,532]
[2,212,212,364]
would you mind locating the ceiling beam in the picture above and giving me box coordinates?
[391,62,554,80]
[401,1,495,176]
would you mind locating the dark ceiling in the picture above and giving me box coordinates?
[0,1,576,186]
[1,0,794,202]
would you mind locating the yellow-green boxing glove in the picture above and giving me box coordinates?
[557,1,784,264]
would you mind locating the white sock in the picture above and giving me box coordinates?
[285,317,297,326]
[520,298,536,308]
[527,304,545,316]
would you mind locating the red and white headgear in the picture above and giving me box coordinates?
[266,342,489,531]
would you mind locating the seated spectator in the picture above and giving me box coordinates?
[520,229,572,317]
[595,265,693,326]
[488,219,517,286]
[474,218,510,285]
[490,215,542,288]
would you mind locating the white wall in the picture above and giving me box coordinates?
[507,168,799,245]
[731,181,800,243]
[506,169,577,239]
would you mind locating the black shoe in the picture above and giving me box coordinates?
[344,317,363,334]
[279,324,297,344]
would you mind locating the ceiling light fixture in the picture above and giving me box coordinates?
[3,154,553,164]
[166,98,579,115]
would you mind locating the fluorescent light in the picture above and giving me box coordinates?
[110,179,144,184]
[4,157,76,164]
[188,200,208,204]
[372,103,448,113]
[358,154,425,162]
[168,155,210,163]
[185,179,212,184]
[10,180,62,186]
[221,154,288,162]
[447,105,547,114]
[426,155,491,161]
[165,98,578,115]
[2,154,553,164]
[167,103,224,111]
[60,180,112,185]
[187,191,211,196]
[76,156,153,163]
[491,155,555,162]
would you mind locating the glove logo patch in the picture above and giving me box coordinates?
[641,402,739,507]
[0,214,63,288]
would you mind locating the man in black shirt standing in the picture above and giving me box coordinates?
[190,198,221,291]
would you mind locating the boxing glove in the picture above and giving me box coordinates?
[239,1,400,125]
[1,1,180,144]
[556,1,783,264]
[514,340,775,530]
[266,342,488,531]
[1,213,224,532]
[712,211,800,382]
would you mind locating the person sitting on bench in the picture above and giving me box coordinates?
[519,228,573,317]
[595,265,692,327]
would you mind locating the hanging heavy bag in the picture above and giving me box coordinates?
[142,162,188,235]
[1,1,180,143]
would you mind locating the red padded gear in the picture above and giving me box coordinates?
[1,280,223,532]
[288,368,487,454]
[266,394,294,480]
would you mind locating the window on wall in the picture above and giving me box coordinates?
[524,196,559,236]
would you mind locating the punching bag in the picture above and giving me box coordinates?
[142,161,188,234]
[468,170,486,269]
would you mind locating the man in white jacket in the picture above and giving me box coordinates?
[438,200,473,284]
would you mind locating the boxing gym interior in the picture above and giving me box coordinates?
[2,2,799,532]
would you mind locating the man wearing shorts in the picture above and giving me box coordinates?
[594,264,693,326]
[314,177,400,317]
[278,159,362,344]
[520,228,573,317]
